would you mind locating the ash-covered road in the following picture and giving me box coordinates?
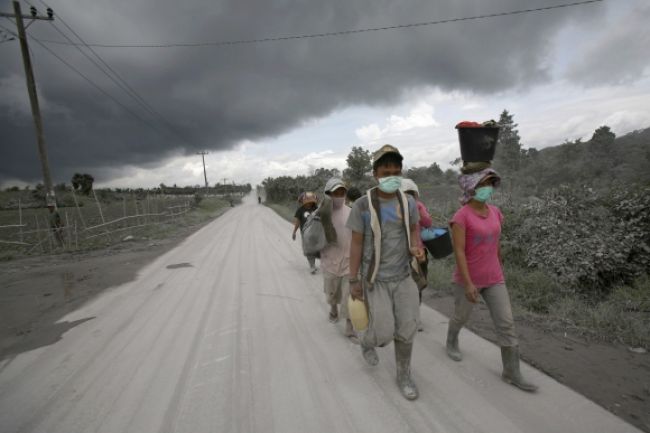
[0,196,641,433]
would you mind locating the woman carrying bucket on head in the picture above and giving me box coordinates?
[446,168,538,392]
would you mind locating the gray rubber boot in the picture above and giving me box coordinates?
[361,344,379,366]
[446,327,463,362]
[501,346,538,393]
[394,340,419,400]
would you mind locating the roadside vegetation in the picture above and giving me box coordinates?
[262,111,650,349]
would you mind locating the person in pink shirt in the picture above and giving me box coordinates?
[446,169,538,393]
[319,178,356,339]
[400,179,433,303]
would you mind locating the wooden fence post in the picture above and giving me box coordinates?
[70,187,87,230]
[65,210,71,250]
[34,215,44,253]
[42,216,52,253]
[18,198,23,244]
[93,190,111,241]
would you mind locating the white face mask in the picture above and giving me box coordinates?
[332,197,345,209]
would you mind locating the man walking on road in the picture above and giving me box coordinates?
[319,178,356,339]
[47,201,65,247]
[346,145,425,400]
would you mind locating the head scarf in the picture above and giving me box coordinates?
[458,168,501,204]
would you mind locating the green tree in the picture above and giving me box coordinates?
[71,173,95,195]
[590,125,615,157]
[428,162,444,178]
[495,110,523,173]
[587,125,616,176]
[344,146,372,182]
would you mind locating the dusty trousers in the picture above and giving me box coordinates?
[361,275,420,348]
[449,283,518,347]
[323,271,350,319]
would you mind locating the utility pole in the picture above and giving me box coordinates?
[196,151,208,189]
[1,2,55,203]
[221,177,228,196]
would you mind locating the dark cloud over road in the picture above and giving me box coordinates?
[0,0,616,184]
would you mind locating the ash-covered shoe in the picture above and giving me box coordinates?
[361,344,379,366]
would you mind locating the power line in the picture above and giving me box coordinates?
[3,10,186,145]
[0,21,16,35]
[0,28,16,43]
[25,31,172,138]
[34,0,191,145]
[33,0,603,49]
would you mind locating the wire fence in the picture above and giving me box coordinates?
[0,190,193,256]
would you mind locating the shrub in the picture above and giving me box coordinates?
[505,266,561,314]
[509,185,650,295]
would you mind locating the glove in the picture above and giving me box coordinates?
[292,233,296,241]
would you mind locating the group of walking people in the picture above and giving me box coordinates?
[291,143,537,401]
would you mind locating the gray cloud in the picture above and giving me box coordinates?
[566,3,650,85]
[1,0,608,184]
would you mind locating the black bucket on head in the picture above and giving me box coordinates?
[423,228,453,259]
[457,127,499,162]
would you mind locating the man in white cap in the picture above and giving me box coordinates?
[319,178,356,339]
[346,144,425,400]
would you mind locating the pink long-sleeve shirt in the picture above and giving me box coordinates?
[415,200,433,249]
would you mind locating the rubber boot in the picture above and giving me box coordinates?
[500,346,538,393]
[446,327,462,362]
[361,344,379,366]
[394,340,419,400]
[344,319,357,340]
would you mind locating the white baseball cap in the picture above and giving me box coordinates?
[400,178,419,195]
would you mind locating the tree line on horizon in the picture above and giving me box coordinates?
[262,109,650,203]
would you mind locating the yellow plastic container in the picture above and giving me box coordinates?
[348,295,368,331]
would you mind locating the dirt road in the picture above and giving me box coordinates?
[0,196,642,433]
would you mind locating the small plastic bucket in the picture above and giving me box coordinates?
[423,228,453,259]
[457,127,499,162]
[348,296,368,331]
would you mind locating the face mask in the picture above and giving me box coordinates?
[473,186,494,202]
[332,197,345,209]
[377,176,402,194]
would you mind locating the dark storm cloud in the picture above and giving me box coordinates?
[0,0,606,184]
[566,3,650,85]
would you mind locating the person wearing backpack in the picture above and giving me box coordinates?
[292,192,319,274]
[319,179,355,338]
[346,145,425,400]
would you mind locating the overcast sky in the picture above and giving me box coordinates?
[1,0,649,188]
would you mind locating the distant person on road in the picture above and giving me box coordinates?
[319,178,356,339]
[346,144,425,401]
[47,202,65,247]
[292,191,319,274]
[446,168,538,392]
[258,196,261,204]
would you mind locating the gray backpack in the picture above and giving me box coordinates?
[302,211,327,255]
